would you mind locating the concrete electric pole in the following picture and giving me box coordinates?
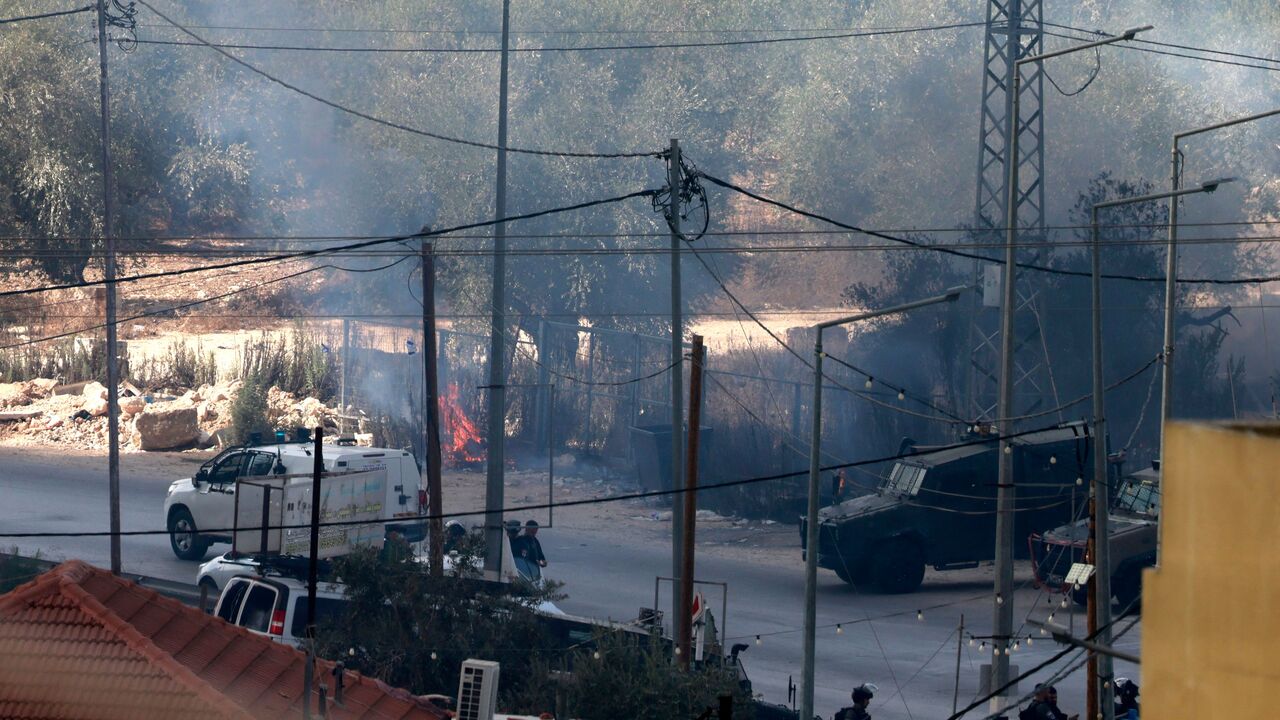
[95,0,122,575]
[483,0,512,581]
[667,138,686,631]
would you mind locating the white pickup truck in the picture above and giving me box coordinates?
[164,439,426,561]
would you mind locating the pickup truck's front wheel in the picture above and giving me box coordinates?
[168,507,211,561]
[870,538,925,593]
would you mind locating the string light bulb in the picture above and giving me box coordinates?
[594,651,601,660]
[916,609,923,622]
[994,646,1001,657]
[979,641,986,651]
[1061,597,1069,608]
[1003,646,1011,655]
[1076,477,1084,486]
[1048,612,1055,623]
[836,624,844,635]
[755,635,762,646]
[674,647,681,656]
[897,390,906,401]
[996,593,1004,605]
[1013,641,1020,651]
[1040,627,1048,636]
[865,377,874,389]
[1026,636,1033,646]
[1049,455,1057,464]
[430,651,438,661]
[969,637,976,647]
[1004,445,1012,454]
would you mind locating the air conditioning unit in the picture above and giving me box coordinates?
[456,659,500,720]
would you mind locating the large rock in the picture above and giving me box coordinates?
[84,397,109,417]
[135,405,199,450]
[120,396,147,417]
[0,383,29,407]
[82,381,108,401]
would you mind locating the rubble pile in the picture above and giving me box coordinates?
[0,377,347,452]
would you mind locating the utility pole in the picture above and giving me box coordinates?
[95,0,122,576]
[303,427,324,719]
[953,614,965,716]
[677,334,704,669]
[1159,106,1279,562]
[1089,179,1226,720]
[483,0,511,581]
[422,242,444,576]
[800,289,966,720]
[667,138,685,630]
[990,30,1149,711]
[339,318,350,435]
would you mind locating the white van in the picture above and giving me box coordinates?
[164,437,425,560]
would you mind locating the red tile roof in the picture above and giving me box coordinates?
[0,560,448,720]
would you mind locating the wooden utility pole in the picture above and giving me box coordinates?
[677,334,704,668]
[95,0,122,576]
[1086,494,1098,720]
[422,242,444,576]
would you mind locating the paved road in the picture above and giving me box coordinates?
[0,451,1140,719]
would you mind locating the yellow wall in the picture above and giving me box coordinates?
[1142,422,1280,719]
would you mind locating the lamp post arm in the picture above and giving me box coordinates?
[1017,25,1152,66]
[816,286,969,332]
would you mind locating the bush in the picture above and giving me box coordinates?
[237,327,338,401]
[0,338,104,384]
[132,339,217,391]
[229,373,272,444]
[315,543,562,707]
[515,631,754,720]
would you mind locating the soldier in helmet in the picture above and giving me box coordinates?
[834,683,877,720]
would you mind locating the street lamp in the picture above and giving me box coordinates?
[1160,108,1280,481]
[990,24,1150,715]
[799,286,967,720]
[1088,177,1231,720]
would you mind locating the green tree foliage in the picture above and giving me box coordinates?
[314,542,562,709]
[229,372,271,443]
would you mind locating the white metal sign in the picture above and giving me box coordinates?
[281,469,388,558]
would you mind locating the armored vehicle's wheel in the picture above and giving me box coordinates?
[870,539,925,593]
[834,555,872,586]
[168,507,210,561]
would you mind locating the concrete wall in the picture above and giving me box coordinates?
[1142,422,1280,719]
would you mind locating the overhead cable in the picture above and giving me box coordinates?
[0,5,92,25]
[695,170,1280,285]
[1042,25,1280,73]
[0,188,658,299]
[133,0,660,159]
[126,20,986,54]
[1043,21,1280,68]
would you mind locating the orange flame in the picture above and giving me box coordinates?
[441,383,485,466]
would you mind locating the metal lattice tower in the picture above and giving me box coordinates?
[965,0,1060,424]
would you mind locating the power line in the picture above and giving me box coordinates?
[0,257,411,351]
[126,20,986,54]
[0,188,658,299]
[695,170,1280,285]
[0,5,93,25]
[0,420,1077,540]
[130,22,973,36]
[10,230,1280,261]
[1042,26,1280,73]
[133,0,660,159]
[5,217,1278,244]
[1043,21,1280,68]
